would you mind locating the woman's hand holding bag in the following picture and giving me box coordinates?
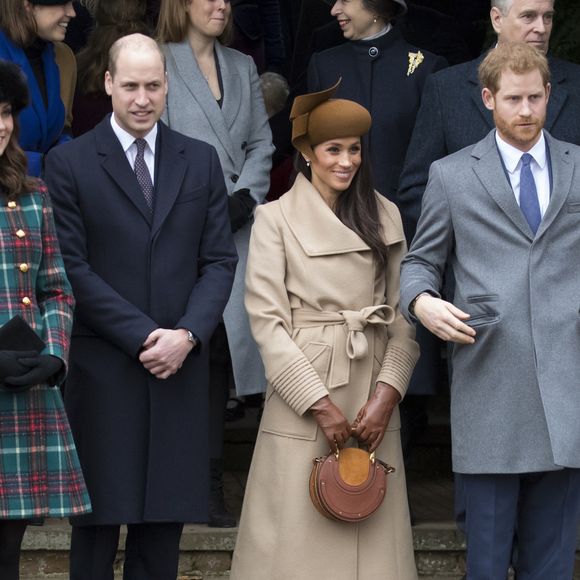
[310,396,351,450]
[351,382,400,452]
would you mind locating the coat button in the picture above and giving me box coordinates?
[22,297,31,306]
[241,141,247,150]
[19,263,29,273]
[7,201,16,209]
[368,46,379,58]
[230,174,239,183]
[16,229,25,238]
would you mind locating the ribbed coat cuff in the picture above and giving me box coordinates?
[377,342,420,400]
[271,356,329,416]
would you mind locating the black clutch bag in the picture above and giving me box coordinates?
[0,315,46,352]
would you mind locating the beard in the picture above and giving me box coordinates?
[494,111,545,150]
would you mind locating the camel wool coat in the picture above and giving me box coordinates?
[231,174,419,580]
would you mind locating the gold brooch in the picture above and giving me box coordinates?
[407,51,424,76]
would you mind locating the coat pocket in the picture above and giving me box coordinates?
[302,341,332,387]
[260,386,318,441]
[567,202,580,213]
[465,294,500,327]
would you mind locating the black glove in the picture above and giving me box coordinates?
[0,350,38,381]
[228,189,256,233]
[4,355,63,389]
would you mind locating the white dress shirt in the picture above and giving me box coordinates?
[495,130,550,218]
[110,114,157,185]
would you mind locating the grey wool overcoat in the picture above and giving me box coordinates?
[231,174,420,580]
[401,130,580,474]
[162,39,274,395]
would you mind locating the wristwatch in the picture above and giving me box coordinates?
[185,330,196,345]
[409,292,430,316]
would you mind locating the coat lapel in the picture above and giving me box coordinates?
[151,122,188,237]
[545,58,567,132]
[166,41,236,164]
[215,43,242,134]
[471,131,533,239]
[280,174,371,256]
[467,54,494,132]
[536,134,574,237]
[95,118,152,225]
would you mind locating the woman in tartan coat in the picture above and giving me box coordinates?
[0,61,90,578]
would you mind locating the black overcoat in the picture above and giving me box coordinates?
[308,28,447,202]
[44,118,238,525]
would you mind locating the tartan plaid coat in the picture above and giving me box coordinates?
[0,182,91,519]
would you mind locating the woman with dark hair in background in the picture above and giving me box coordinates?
[72,0,150,136]
[157,0,273,528]
[0,0,77,176]
[231,82,419,580]
[0,60,90,580]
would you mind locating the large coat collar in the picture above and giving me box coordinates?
[471,129,573,241]
[164,40,241,165]
[94,117,187,235]
[279,174,404,256]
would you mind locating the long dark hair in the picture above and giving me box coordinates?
[0,115,35,200]
[295,148,389,266]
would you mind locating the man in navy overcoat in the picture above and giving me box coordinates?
[45,34,237,579]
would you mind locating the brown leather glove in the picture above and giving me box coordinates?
[310,396,351,451]
[351,382,400,452]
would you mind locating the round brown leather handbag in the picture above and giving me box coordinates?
[309,447,395,522]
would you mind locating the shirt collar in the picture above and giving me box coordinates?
[110,114,158,155]
[495,130,547,174]
[361,24,392,41]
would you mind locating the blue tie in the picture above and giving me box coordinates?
[519,153,541,234]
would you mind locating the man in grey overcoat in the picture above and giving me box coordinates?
[400,43,580,579]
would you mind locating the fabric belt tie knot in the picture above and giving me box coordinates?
[339,306,395,360]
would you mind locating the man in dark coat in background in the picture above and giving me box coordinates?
[45,34,237,579]
[398,0,580,241]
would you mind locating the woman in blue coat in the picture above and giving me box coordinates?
[0,60,90,580]
[0,0,76,177]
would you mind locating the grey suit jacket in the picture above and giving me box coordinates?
[162,39,274,395]
[401,130,580,474]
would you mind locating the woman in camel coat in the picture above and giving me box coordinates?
[231,83,419,580]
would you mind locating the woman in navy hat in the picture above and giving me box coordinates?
[0,0,76,177]
[0,60,90,579]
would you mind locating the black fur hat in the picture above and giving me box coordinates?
[0,60,29,113]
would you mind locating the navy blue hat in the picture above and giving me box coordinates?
[322,0,407,17]
[0,61,29,113]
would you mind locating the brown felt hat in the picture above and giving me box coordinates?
[28,0,72,4]
[290,79,371,157]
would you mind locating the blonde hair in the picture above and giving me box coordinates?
[479,42,550,94]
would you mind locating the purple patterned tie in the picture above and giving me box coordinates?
[134,138,153,211]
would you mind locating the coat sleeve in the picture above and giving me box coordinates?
[397,72,446,241]
[234,55,274,204]
[375,201,420,399]
[245,204,329,416]
[400,161,453,322]
[44,147,159,357]
[35,183,75,379]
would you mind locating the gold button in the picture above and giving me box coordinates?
[22,297,31,306]
[7,201,16,209]
[19,263,29,273]
[16,229,25,238]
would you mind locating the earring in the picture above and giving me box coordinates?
[306,160,311,167]
[373,16,377,23]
